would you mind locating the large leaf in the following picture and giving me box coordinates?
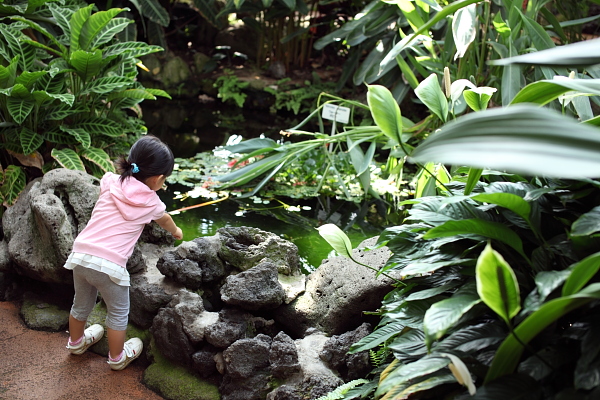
[424,219,526,259]
[139,0,170,27]
[60,126,91,148]
[350,321,405,353]
[103,41,164,58]
[19,127,44,155]
[376,355,450,396]
[562,252,600,297]
[410,105,600,179]
[7,97,34,124]
[415,74,448,123]
[475,243,521,325]
[0,26,35,71]
[316,223,353,259]
[69,4,95,54]
[571,205,600,237]
[511,78,600,106]
[48,3,73,38]
[80,76,134,95]
[70,49,103,81]
[490,37,600,67]
[51,148,85,171]
[90,18,133,50]
[423,293,481,347]
[452,3,477,60]
[0,165,26,206]
[80,146,115,173]
[486,282,600,383]
[367,84,402,144]
[79,8,126,51]
[471,192,531,223]
[72,118,124,137]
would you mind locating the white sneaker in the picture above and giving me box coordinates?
[66,324,104,355]
[107,337,143,371]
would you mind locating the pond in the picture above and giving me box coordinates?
[147,99,381,272]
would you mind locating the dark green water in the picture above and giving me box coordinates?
[160,192,378,272]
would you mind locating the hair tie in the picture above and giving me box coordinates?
[131,163,139,173]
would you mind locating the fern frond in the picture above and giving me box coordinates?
[314,379,369,400]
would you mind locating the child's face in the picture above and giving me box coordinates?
[147,175,167,191]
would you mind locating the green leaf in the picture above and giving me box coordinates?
[423,294,481,347]
[79,8,127,51]
[60,126,91,148]
[80,146,115,173]
[562,252,600,297]
[490,37,600,67]
[511,79,600,106]
[90,18,133,50]
[367,84,402,144]
[69,4,95,54]
[144,88,171,99]
[463,87,496,111]
[80,76,134,95]
[0,57,19,88]
[225,137,280,153]
[571,205,600,237]
[316,223,353,259]
[520,11,555,51]
[48,3,74,38]
[409,104,600,179]
[103,41,164,58]
[0,165,26,206]
[44,128,80,145]
[350,321,405,353]
[476,243,521,325]
[44,104,87,121]
[424,219,526,260]
[217,152,287,186]
[415,74,448,123]
[51,148,86,171]
[471,192,531,223]
[71,118,124,138]
[20,127,44,155]
[452,3,477,60]
[139,0,170,27]
[7,97,34,124]
[486,282,600,383]
[376,356,450,396]
[464,167,483,195]
[105,88,156,102]
[0,26,35,71]
[70,49,103,81]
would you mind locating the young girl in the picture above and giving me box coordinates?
[64,135,183,370]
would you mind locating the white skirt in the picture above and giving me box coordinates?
[64,252,130,287]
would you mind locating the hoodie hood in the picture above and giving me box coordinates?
[104,173,159,221]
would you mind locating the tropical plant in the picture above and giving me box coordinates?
[0,0,170,207]
[314,37,600,399]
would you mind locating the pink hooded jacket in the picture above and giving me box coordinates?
[71,172,166,267]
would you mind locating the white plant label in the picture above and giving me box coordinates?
[322,104,350,124]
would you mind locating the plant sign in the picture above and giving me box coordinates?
[322,104,351,124]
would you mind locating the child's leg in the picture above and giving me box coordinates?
[69,314,87,342]
[107,328,126,359]
[96,278,130,359]
[69,265,100,341]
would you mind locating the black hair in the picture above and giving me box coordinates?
[116,135,174,183]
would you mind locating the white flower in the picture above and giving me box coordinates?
[443,353,476,395]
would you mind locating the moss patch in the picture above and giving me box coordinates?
[19,292,70,331]
[143,340,220,400]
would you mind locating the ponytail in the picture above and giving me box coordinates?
[117,135,174,183]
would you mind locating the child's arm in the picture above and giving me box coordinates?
[155,213,183,240]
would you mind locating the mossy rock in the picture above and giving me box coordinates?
[143,339,220,400]
[87,301,152,358]
[19,291,70,332]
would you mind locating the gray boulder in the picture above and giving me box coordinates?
[320,322,372,381]
[3,169,99,283]
[217,226,300,275]
[19,291,70,332]
[269,331,300,379]
[220,261,285,310]
[274,237,394,336]
[204,307,255,349]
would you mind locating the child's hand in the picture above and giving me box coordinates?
[173,227,183,240]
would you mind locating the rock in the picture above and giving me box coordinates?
[274,237,394,336]
[204,307,255,349]
[320,322,372,381]
[267,61,286,79]
[160,56,191,87]
[151,290,209,367]
[156,236,228,290]
[217,226,300,275]
[223,334,272,379]
[192,345,220,378]
[220,261,285,310]
[3,169,99,284]
[19,291,70,332]
[269,331,300,379]
[129,274,174,329]
[220,373,271,400]
[0,240,12,273]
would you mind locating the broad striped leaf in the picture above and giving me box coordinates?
[48,3,73,38]
[145,88,172,99]
[81,146,115,173]
[70,49,103,81]
[80,76,134,95]
[0,57,18,88]
[69,4,94,53]
[19,127,44,155]
[44,104,87,121]
[72,117,123,137]
[349,321,405,353]
[410,105,600,179]
[139,0,170,27]
[106,88,156,102]
[7,97,34,124]
[51,148,85,171]
[79,8,128,50]
[0,165,26,206]
[15,71,45,91]
[11,17,68,57]
[0,26,35,71]
[44,128,80,145]
[32,91,74,106]
[90,18,133,50]
[103,41,164,58]
[60,126,91,148]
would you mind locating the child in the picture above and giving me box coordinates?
[64,135,183,370]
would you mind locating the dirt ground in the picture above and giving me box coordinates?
[0,301,164,400]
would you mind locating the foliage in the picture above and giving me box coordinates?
[315,38,600,399]
[214,69,249,108]
[0,0,169,206]
[264,74,338,115]
[314,0,598,109]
